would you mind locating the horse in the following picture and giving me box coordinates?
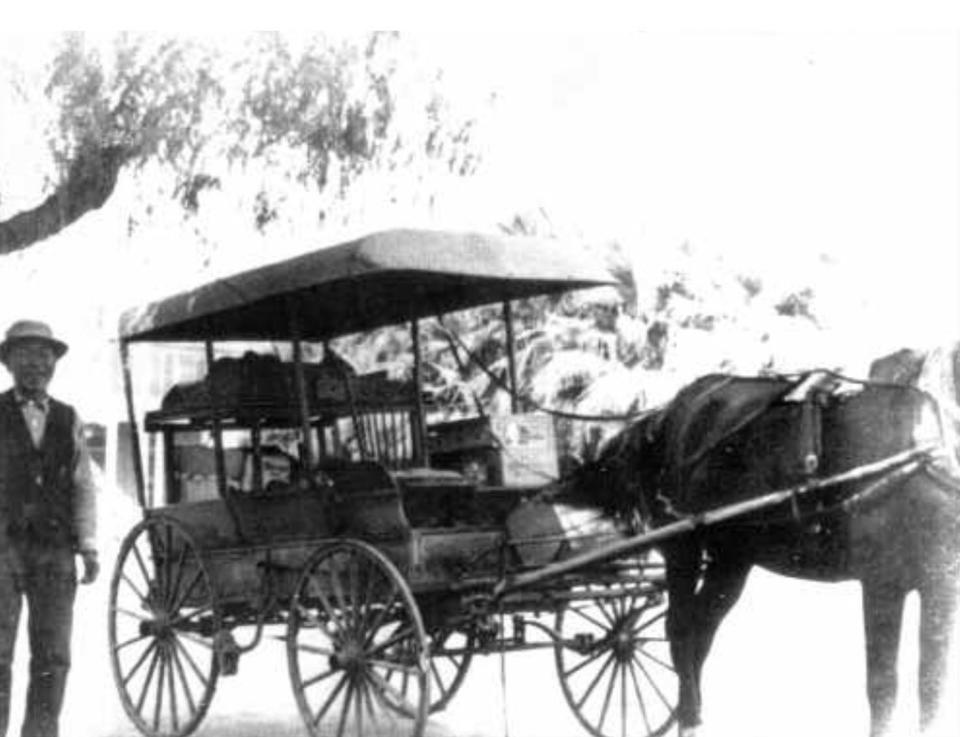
[560,370,960,737]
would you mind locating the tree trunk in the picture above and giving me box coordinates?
[0,144,128,256]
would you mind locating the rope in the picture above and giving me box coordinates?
[434,319,651,423]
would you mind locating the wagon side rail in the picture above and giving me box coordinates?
[494,444,942,597]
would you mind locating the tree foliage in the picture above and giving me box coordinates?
[0,32,481,254]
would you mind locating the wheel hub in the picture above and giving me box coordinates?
[611,623,635,660]
[140,611,172,638]
[331,638,365,671]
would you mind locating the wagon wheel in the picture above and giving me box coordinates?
[554,582,677,737]
[423,627,474,712]
[108,517,221,737]
[382,625,475,713]
[287,540,430,737]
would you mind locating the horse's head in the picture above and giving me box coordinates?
[553,410,665,526]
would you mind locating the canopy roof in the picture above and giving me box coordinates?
[119,229,615,343]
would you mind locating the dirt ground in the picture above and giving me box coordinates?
[16,514,955,737]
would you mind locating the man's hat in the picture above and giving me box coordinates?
[0,320,68,361]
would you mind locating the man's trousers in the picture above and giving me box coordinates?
[0,544,76,737]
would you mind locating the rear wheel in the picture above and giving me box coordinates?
[287,540,429,737]
[108,517,220,737]
[554,582,677,737]
[382,624,475,713]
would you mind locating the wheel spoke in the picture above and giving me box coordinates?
[121,572,149,603]
[122,639,158,687]
[620,660,627,737]
[354,674,363,737]
[327,557,352,632]
[575,648,616,708]
[596,655,617,731]
[115,606,151,622]
[309,573,348,635]
[169,640,198,717]
[166,646,180,734]
[636,608,667,632]
[367,624,416,657]
[636,645,675,673]
[152,644,166,731]
[357,674,379,726]
[169,568,204,616]
[115,633,150,654]
[135,646,161,714]
[131,544,154,594]
[563,644,608,679]
[362,584,398,646]
[164,544,190,611]
[366,667,419,715]
[628,654,653,735]
[301,666,339,691]
[567,604,610,631]
[161,524,174,606]
[173,635,210,688]
[311,672,349,726]
[632,653,673,711]
[334,679,353,737]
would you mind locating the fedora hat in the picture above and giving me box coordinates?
[0,320,68,361]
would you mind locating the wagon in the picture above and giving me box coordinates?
[110,229,678,737]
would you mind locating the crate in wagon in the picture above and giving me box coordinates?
[428,413,559,487]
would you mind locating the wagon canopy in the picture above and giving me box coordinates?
[119,229,615,343]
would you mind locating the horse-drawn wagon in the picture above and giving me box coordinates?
[110,229,677,737]
[111,228,959,737]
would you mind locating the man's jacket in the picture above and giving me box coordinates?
[0,390,77,548]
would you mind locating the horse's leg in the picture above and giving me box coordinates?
[691,549,751,688]
[664,541,703,736]
[918,574,960,733]
[861,580,907,737]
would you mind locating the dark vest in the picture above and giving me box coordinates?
[0,389,76,547]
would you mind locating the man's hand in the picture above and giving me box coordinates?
[79,550,100,584]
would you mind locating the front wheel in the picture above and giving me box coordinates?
[554,582,677,737]
[287,540,430,737]
[108,516,220,737]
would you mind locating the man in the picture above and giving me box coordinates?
[0,320,98,737]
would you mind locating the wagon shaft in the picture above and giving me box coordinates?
[494,445,940,597]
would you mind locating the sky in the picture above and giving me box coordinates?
[0,30,958,416]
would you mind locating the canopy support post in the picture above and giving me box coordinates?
[119,341,146,509]
[204,340,228,500]
[411,319,428,466]
[288,296,317,474]
[503,300,520,413]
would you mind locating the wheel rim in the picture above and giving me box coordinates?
[555,585,677,737]
[288,540,429,737]
[382,625,474,714]
[108,517,220,737]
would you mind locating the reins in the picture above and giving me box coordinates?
[434,318,653,423]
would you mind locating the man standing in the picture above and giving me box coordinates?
[0,320,98,737]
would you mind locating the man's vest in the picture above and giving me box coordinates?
[0,389,76,548]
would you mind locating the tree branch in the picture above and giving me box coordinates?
[0,144,129,256]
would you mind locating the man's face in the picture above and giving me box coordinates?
[3,340,58,396]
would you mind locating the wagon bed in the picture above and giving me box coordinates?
[110,229,679,737]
